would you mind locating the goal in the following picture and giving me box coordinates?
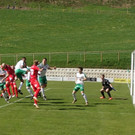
[131,50,135,104]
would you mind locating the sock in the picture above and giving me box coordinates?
[107,92,111,98]
[41,87,45,97]
[10,82,15,95]
[101,91,105,98]
[26,87,33,96]
[2,93,8,101]
[18,82,23,90]
[82,93,88,103]
[6,83,11,96]
[34,99,37,105]
[34,88,41,98]
[13,82,18,97]
[72,92,77,101]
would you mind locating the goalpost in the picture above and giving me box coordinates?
[131,50,135,104]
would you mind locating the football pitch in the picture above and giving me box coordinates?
[0,81,135,135]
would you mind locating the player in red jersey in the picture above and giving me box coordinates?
[1,63,18,98]
[30,60,43,109]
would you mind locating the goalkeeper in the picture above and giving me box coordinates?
[100,74,116,100]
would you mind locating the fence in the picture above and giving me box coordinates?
[0,50,132,69]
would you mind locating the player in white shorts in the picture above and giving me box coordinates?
[15,57,27,95]
[38,58,56,100]
[72,67,88,105]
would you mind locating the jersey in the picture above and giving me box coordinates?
[4,65,14,75]
[102,79,111,88]
[30,65,39,80]
[38,63,49,77]
[75,72,86,85]
[0,68,7,83]
[15,60,24,70]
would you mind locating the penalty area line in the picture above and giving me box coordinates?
[0,88,51,109]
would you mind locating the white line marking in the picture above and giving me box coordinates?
[0,88,51,109]
[0,95,31,109]
[45,88,51,91]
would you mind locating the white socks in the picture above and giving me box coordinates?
[41,87,45,97]
[19,82,23,90]
[26,87,33,96]
[82,93,88,103]
[72,93,77,101]
[2,93,8,101]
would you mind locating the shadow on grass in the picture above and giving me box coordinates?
[58,108,85,110]
[113,97,128,100]
[94,103,116,105]
[47,98,64,101]
[49,102,65,104]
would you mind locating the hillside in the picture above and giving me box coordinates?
[0,4,134,68]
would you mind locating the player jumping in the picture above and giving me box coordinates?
[15,57,27,95]
[1,63,18,98]
[72,67,88,105]
[30,60,43,109]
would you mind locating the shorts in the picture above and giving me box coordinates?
[104,87,112,91]
[15,69,26,81]
[0,82,6,91]
[38,76,47,86]
[26,80,31,87]
[6,75,15,82]
[74,84,84,92]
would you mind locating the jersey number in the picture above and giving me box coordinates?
[30,69,34,75]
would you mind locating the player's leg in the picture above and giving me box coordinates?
[30,81,39,108]
[33,81,41,102]
[5,81,12,99]
[80,85,88,105]
[100,89,106,99]
[33,100,39,109]
[106,88,112,100]
[9,75,15,97]
[18,79,24,95]
[15,69,26,94]
[26,80,33,98]
[41,84,47,100]
[72,84,79,103]
[2,90,9,103]
[13,82,18,98]
[0,83,9,103]
[39,76,47,100]
[10,82,15,97]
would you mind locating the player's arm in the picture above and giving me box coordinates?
[0,73,9,82]
[39,68,44,72]
[75,77,77,82]
[107,80,116,90]
[83,76,87,81]
[0,74,5,77]
[83,74,87,81]
[109,83,113,88]
[48,66,56,70]
[109,83,116,91]
[107,80,113,88]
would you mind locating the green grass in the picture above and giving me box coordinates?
[0,81,135,135]
[0,5,135,68]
